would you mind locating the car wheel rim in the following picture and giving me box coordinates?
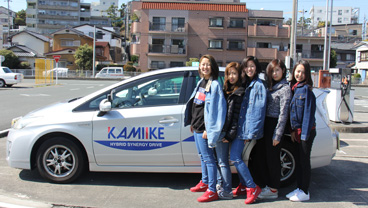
[280,148,295,182]
[42,145,76,178]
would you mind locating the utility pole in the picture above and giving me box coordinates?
[6,0,12,41]
[323,0,329,71]
[92,25,96,77]
[327,0,333,69]
[290,0,298,67]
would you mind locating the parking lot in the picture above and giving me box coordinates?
[0,79,367,207]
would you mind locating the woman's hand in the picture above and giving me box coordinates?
[222,138,229,143]
[190,126,193,133]
[202,131,208,139]
[273,140,280,146]
[291,131,296,143]
[244,140,249,144]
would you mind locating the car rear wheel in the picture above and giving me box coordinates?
[36,137,85,183]
[0,79,5,87]
[280,141,296,187]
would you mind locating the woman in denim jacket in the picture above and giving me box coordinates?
[252,59,292,200]
[231,56,266,204]
[286,60,316,202]
[184,54,227,202]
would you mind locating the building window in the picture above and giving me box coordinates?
[151,17,166,31]
[346,54,355,61]
[209,17,223,27]
[338,18,342,23]
[229,18,245,28]
[228,40,245,50]
[338,10,342,15]
[172,17,185,32]
[170,62,184,67]
[345,9,350,13]
[151,61,166,69]
[257,42,271,48]
[150,39,165,53]
[360,51,368,62]
[61,39,80,47]
[318,10,323,13]
[209,39,223,49]
[349,29,357,35]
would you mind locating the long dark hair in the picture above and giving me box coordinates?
[290,60,313,88]
[240,56,261,86]
[198,54,219,80]
[265,59,287,90]
[223,62,242,94]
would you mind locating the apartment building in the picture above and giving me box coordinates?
[314,23,367,43]
[91,0,120,17]
[130,1,248,71]
[26,0,111,35]
[310,6,359,28]
[0,6,15,29]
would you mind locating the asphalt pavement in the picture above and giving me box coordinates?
[0,80,367,207]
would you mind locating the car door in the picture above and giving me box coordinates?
[92,71,187,166]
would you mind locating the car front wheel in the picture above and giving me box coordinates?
[280,141,296,187]
[0,79,5,87]
[36,137,85,183]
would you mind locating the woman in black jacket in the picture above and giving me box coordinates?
[216,62,245,200]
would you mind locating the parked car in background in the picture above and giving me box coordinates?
[95,67,124,78]
[7,67,339,186]
[0,66,23,87]
[43,68,69,78]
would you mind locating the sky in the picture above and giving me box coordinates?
[1,0,367,23]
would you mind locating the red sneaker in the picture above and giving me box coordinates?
[190,180,208,192]
[244,185,261,204]
[233,183,247,196]
[197,190,219,202]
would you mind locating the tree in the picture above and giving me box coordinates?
[186,58,199,66]
[298,17,311,28]
[74,44,93,71]
[285,18,292,25]
[0,50,20,69]
[106,5,123,28]
[317,21,331,28]
[14,10,26,26]
[330,49,337,68]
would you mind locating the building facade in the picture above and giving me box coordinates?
[91,0,120,17]
[310,6,359,28]
[130,1,248,71]
[26,0,111,35]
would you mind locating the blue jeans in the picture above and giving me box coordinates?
[215,140,232,193]
[194,132,217,192]
[230,138,256,188]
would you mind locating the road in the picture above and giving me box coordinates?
[0,80,367,207]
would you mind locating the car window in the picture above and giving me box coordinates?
[3,67,12,73]
[194,72,224,87]
[111,74,184,108]
[116,68,122,73]
[108,69,115,74]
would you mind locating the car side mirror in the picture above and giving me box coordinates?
[98,99,112,117]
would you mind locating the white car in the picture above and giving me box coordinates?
[43,68,69,78]
[0,66,23,87]
[6,67,339,185]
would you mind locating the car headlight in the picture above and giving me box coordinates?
[11,116,43,129]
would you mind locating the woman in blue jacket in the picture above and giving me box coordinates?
[184,54,227,203]
[231,56,266,204]
[286,60,316,202]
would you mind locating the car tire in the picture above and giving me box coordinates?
[36,137,85,183]
[280,141,297,187]
[0,79,5,87]
[6,84,13,87]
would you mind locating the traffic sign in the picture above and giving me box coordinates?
[53,55,61,63]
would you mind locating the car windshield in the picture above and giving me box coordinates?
[3,67,12,73]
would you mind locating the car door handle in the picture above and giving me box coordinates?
[159,118,179,124]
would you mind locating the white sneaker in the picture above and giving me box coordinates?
[289,190,310,202]
[286,188,300,199]
[258,186,278,199]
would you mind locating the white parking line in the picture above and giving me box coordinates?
[20,94,50,97]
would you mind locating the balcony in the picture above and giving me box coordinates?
[38,14,79,20]
[148,44,187,56]
[149,22,188,34]
[248,25,290,38]
[247,47,289,60]
[38,5,79,11]
[300,50,324,60]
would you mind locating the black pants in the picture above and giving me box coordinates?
[295,128,316,194]
[249,117,282,189]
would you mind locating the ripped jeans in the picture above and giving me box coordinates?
[194,132,217,192]
[215,140,232,193]
[230,138,256,188]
